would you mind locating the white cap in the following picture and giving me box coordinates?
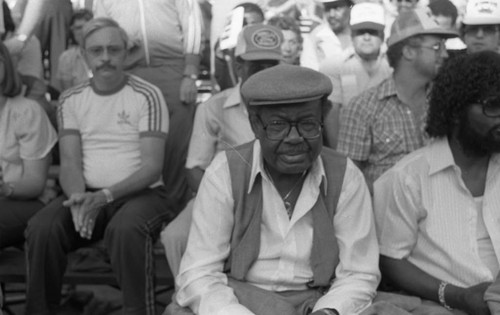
[462,0,500,25]
[350,3,385,31]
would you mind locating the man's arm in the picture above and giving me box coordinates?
[374,163,491,315]
[59,134,86,198]
[5,0,50,56]
[176,154,255,315]
[0,157,51,199]
[76,136,166,239]
[313,160,380,314]
[177,0,204,104]
[380,256,491,315]
[185,98,223,192]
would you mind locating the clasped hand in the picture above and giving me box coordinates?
[63,191,107,239]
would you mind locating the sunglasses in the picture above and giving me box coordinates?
[464,25,499,35]
[352,29,383,37]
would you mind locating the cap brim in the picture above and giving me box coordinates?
[462,17,500,25]
[388,28,459,47]
[239,52,283,61]
[248,95,324,106]
[351,22,385,32]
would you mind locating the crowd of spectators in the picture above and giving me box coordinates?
[0,0,500,314]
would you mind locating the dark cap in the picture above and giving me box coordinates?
[234,24,284,61]
[241,64,333,106]
[387,8,458,47]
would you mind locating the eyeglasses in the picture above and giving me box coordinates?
[86,45,125,57]
[464,25,499,36]
[256,115,323,140]
[412,41,446,53]
[480,96,500,118]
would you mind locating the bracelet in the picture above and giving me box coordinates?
[101,188,114,203]
[438,281,453,311]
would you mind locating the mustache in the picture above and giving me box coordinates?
[96,63,116,71]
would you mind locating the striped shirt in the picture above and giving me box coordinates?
[95,0,204,66]
[374,138,500,287]
[337,77,428,189]
[58,75,169,188]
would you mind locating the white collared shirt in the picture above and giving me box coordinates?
[375,138,500,287]
[177,141,380,315]
[185,84,254,170]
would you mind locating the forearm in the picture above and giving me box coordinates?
[107,164,162,201]
[184,54,201,76]
[60,164,86,197]
[380,255,441,302]
[16,0,49,37]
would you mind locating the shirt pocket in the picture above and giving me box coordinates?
[373,129,405,161]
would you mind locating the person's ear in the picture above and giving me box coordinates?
[248,112,263,138]
[402,44,417,61]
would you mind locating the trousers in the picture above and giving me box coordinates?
[164,278,323,315]
[25,187,175,315]
[0,198,44,249]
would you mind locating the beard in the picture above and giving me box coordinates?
[457,113,500,156]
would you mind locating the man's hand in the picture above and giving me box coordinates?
[460,282,491,315]
[64,191,107,239]
[179,77,197,105]
[4,36,25,58]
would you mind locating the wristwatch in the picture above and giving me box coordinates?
[15,33,28,43]
[101,188,114,203]
[183,73,198,80]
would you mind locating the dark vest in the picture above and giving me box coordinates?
[224,141,347,288]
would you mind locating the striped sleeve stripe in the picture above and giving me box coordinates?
[128,77,164,132]
[57,82,90,130]
[185,0,202,55]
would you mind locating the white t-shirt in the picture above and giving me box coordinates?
[58,75,169,188]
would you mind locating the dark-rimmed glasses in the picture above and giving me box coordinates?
[480,96,500,118]
[256,115,323,140]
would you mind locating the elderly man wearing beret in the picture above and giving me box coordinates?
[166,65,380,315]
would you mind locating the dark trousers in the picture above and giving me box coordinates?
[25,187,176,315]
[0,198,44,249]
[128,63,195,212]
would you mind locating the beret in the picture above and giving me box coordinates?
[241,64,333,106]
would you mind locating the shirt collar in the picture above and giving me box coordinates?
[222,84,241,109]
[376,76,398,101]
[248,141,327,195]
[428,137,456,175]
[428,137,500,175]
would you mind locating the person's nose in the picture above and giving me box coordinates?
[284,124,303,143]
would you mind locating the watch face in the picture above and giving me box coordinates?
[16,34,28,42]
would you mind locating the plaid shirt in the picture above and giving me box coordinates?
[337,77,428,189]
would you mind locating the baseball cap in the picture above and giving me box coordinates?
[350,3,385,32]
[462,0,500,25]
[241,64,332,106]
[320,0,353,7]
[387,7,458,47]
[234,24,283,61]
